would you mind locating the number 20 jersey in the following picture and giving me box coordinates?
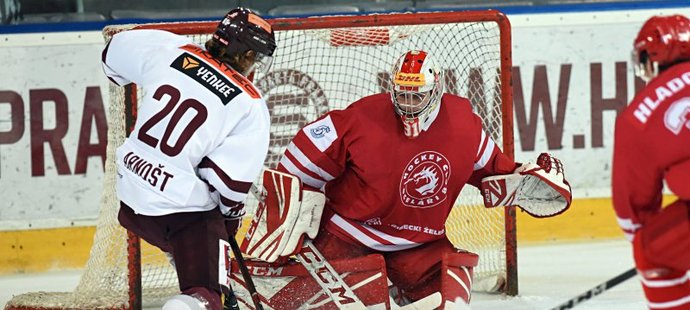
[101,29,270,216]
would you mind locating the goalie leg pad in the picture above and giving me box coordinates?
[230,254,389,309]
[641,200,690,271]
[441,251,479,306]
[385,237,477,303]
[312,227,372,260]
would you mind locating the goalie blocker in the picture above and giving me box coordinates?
[480,153,572,218]
[240,169,325,263]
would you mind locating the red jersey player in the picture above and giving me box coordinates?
[613,14,690,310]
[102,8,276,310]
[240,50,572,308]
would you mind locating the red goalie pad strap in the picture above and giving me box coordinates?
[230,254,389,309]
[641,200,690,271]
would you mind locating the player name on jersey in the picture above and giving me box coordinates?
[170,53,241,104]
[633,71,690,124]
[122,151,175,192]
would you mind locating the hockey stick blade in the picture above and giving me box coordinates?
[550,267,637,310]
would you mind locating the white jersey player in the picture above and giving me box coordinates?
[101,8,276,310]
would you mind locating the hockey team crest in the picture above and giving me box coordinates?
[400,151,451,208]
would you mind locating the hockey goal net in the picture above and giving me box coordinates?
[5,10,514,309]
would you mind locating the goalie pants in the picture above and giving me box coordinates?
[634,224,690,308]
[118,202,228,308]
[313,228,476,302]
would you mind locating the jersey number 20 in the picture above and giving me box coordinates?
[138,84,208,156]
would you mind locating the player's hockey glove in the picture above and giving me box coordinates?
[480,153,572,218]
[222,202,245,238]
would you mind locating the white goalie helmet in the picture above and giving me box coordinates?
[390,50,444,139]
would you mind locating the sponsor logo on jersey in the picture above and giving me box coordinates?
[399,151,450,208]
[181,56,199,70]
[170,53,241,105]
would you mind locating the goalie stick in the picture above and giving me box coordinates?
[549,267,637,310]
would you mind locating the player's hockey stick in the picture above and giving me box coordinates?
[228,235,264,310]
[550,267,637,310]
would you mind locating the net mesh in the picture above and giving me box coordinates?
[5,12,512,309]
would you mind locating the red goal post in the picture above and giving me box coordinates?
[5,10,515,310]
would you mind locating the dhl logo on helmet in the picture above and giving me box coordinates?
[394,72,426,87]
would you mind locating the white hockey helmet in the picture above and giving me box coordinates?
[390,50,444,139]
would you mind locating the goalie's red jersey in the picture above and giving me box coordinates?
[612,61,690,241]
[277,93,515,251]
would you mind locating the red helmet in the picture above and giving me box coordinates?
[632,15,690,81]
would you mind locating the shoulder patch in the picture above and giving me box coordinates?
[303,115,338,152]
[170,52,241,105]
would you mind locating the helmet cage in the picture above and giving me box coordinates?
[392,84,442,120]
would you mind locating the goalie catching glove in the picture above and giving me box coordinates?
[240,168,325,263]
[480,153,572,218]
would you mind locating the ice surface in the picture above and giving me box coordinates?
[0,239,646,309]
